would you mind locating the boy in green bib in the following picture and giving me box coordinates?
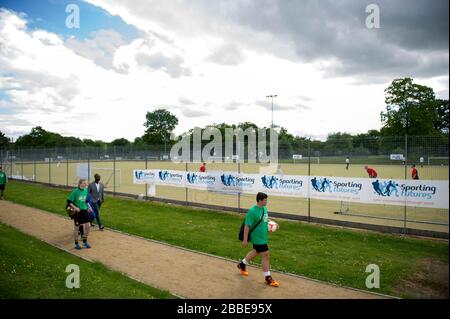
[67,179,93,250]
[237,192,279,287]
[0,165,7,200]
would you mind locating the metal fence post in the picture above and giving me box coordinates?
[66,157,69,187]
[113,146,116,195]
[48,150,51,185]
[33,159,36,183]
[185,161,188,205]
[145,155,148,197]
[403,134,408,235]
[308,137,311,223]
[20,149,24,181]
[88,149,91,183]
[10,150,12,178]
[238,159,241,213]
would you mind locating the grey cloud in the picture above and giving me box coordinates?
[234,0,449,80]
[0,113,34,129]
[206,43,245,66]
[0,60,80,112]
[65,29,128,74]
[437,90,449,100]
[224,101,241,110]
[136,52,192,78]
[294,103,311,110]
[106,0,448,82]
[179,97,195,105]
[178,107,210,117]
[169,104,210,117]
[255,100,299,111]
[296,95,314,102]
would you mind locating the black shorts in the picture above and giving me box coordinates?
[253,244,269,253]
[74,210,90,225]
[0,184,5,191]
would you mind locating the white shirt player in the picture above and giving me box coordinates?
[419,157,424,164]
[346,158,350,164]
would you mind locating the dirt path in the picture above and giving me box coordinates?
[0,201,387,299]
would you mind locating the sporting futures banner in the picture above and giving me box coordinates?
[133,169,449,209]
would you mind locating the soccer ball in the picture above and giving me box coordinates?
[66,205,76,219]
[268,220,279,232]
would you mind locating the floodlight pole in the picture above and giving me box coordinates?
[266,94,278,129]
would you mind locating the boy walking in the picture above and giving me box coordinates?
[67,179,93,249]
[88,174,105,230]
[0,165,7,200]
[237,192,279,287]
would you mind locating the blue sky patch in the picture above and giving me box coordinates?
[0,0,139,41]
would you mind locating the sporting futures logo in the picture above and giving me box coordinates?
[372,179,437,199]
[261,175,303,190]
[311,177,362,194]
[134,170,155,181]
[186,172,215,185]
[220,174,255,187]
[371,180,399,197]
[158,170,183,182]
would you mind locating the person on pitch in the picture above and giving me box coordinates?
[364,165,378,178]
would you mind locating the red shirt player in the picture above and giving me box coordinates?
[411,165,419,180]
[199,162,206,173]
[364,166,377,178]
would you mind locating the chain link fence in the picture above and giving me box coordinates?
[1,135,448,237]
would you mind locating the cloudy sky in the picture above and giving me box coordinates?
[0,0,448,142]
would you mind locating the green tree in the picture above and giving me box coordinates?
[133,137,146,147]
[110,138,131,147]
[380,78,439,136]
[323,132,354,155]
[142,109,178,146]
[0,131,10,149]
[15,126,65,147]
[63,136,83,147]
[433,99,449,134]
[83,139,106,147]
[352,130,380,155]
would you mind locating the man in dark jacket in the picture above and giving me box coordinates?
[88,174,105,230]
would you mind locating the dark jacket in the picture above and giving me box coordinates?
[88,182,104,203]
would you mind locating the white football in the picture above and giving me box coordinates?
[268,220,279,232]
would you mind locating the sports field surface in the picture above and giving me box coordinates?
[8,161,450,233]
[1,180,448,298]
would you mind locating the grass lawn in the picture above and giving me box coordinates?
[0,222,175,299]
[3,180,449,298]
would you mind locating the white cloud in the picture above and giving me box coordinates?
[136,52,191,78]
[65,29,127,73]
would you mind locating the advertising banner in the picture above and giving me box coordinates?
[133,169,449,209]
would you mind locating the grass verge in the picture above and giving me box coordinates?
[0,221,175,299]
